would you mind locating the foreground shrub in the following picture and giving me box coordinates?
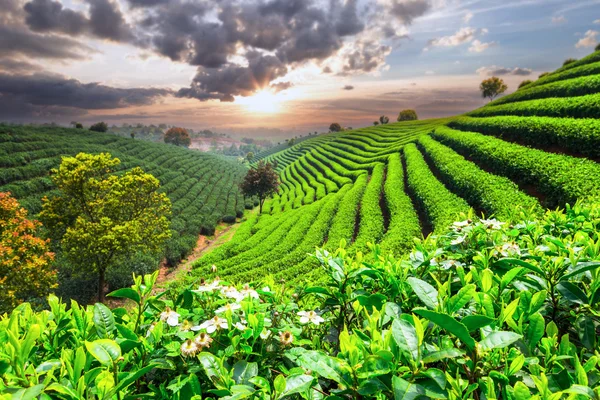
[2,202,600,398]
[0,192,55,312]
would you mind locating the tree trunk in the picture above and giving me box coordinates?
[259,197,264,214]
[98,267,106,303]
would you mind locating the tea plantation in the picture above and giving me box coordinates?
[190,50,600,287]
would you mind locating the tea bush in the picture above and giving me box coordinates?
[2,202,600,398]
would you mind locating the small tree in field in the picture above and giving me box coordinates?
[75,123,83,129]
[398,109,418,121]
[40,153,171,302]
[373,121,379,126]
[480,77,508,102]
[379,115,389,125]
[164,127,191,147]
[90,122,108,132]
[329,123,342,132]
[0,193,56,312]
[239,161,280,214]
[130,131,135,139]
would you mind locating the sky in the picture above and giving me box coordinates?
[0,0,598,138]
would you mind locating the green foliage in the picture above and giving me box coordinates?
[4,204,600,398]
[480,77,508,101]
[398,109,419,121]
[450,115,600,158]
[404,143,472,232]
[432,126,600,207]
[562,57,577,66]
[467,92,600,119]
[39,153,172,301]
[89,122,108,133]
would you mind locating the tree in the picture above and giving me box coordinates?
[480,77,508,102]
[130,131,136,139]
[246,152,254,162]
[596,43,600,51]
[90,122,108,132]
[75,123,83,129]
[518,80,533,90]
[398,109,418,121]
[373,121,379,126]
[164,127,191,147]
[329,123,342,132]
[40,153,171,302]
[239,161,280,214]
[0,193,56,312]
[287,138,296,146]
[379,115,389,125]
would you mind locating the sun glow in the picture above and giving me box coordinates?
[237,90,283,114]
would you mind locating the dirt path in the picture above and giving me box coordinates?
[153,221,240,291]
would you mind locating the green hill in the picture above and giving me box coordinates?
[188,50,600,287]
[0,125,247,280]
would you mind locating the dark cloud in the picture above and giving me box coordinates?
[335,0,365,36]
[0,72,172,109]
[388,0,431,24]
[24,0,88,35]
[23,0,136,42]
[177,52,288,102]
[126,0,169,7]
[0,58,44,73]
[343,85,355,90]
[270,81,293,93]
[0,25,94,59]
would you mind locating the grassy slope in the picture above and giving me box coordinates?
[188,50,600,287]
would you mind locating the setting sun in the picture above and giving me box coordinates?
[237,90,283,114]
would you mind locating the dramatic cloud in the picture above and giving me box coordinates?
[343,85,355,90]
[426,27,487,49]
[339,41,392,75]
[468,39,496,53]
[177,52,288,102]
[23,0,136,42]
[576,30,599,48]
[387,0,431,25]
[476,66,532,76]
[0,72,171,109]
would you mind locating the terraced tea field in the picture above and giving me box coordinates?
[190,50,600,286]
[0,125,247,265]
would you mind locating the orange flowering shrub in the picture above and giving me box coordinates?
[0,192,56,312]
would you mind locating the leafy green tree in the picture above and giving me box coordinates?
[239,161,280,214]
[329,123,342,132]
[75,123,83,129]
[379,115,389,124]
[480,77,508,101]
[0,192,56,312]
[398,109,418,121]
[164,127,191,147]
[40,153,171,302]
[89,122,108,132]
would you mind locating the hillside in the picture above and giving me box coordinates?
[188,50,600,287]
[0,125,247,269]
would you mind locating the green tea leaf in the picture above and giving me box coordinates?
[392,319,419,362]
[93,303,115,339]
[407,277,439,309]
[85,339,121,366]
[414,309,475,351]
[448,284,475,314]
[478,331,521,351]
[557,282,588,305]
[392,376,426,400]
[462,315,495,332]
[107,288,140,304]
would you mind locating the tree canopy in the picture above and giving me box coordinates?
[0,192,56,312]
[398,109,418,121]
[89,122,108,132]
[164,127,191,147]
[239,161,280,214]
[480,77,508,101]
[379,115,389,124]
[329,123,342,132]
[40,153,171,302]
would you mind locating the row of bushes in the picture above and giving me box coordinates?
[325,175,368,250]
[432,126,600,207]
[522,60,600,91]
[417,135,541,219]
[403,143,472,232]
[489,74,600,106]
[468,92,600,120]
[379,153,422,255]
[449,116,600,158]
[351,163,386,255]
[297,154,338,195]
